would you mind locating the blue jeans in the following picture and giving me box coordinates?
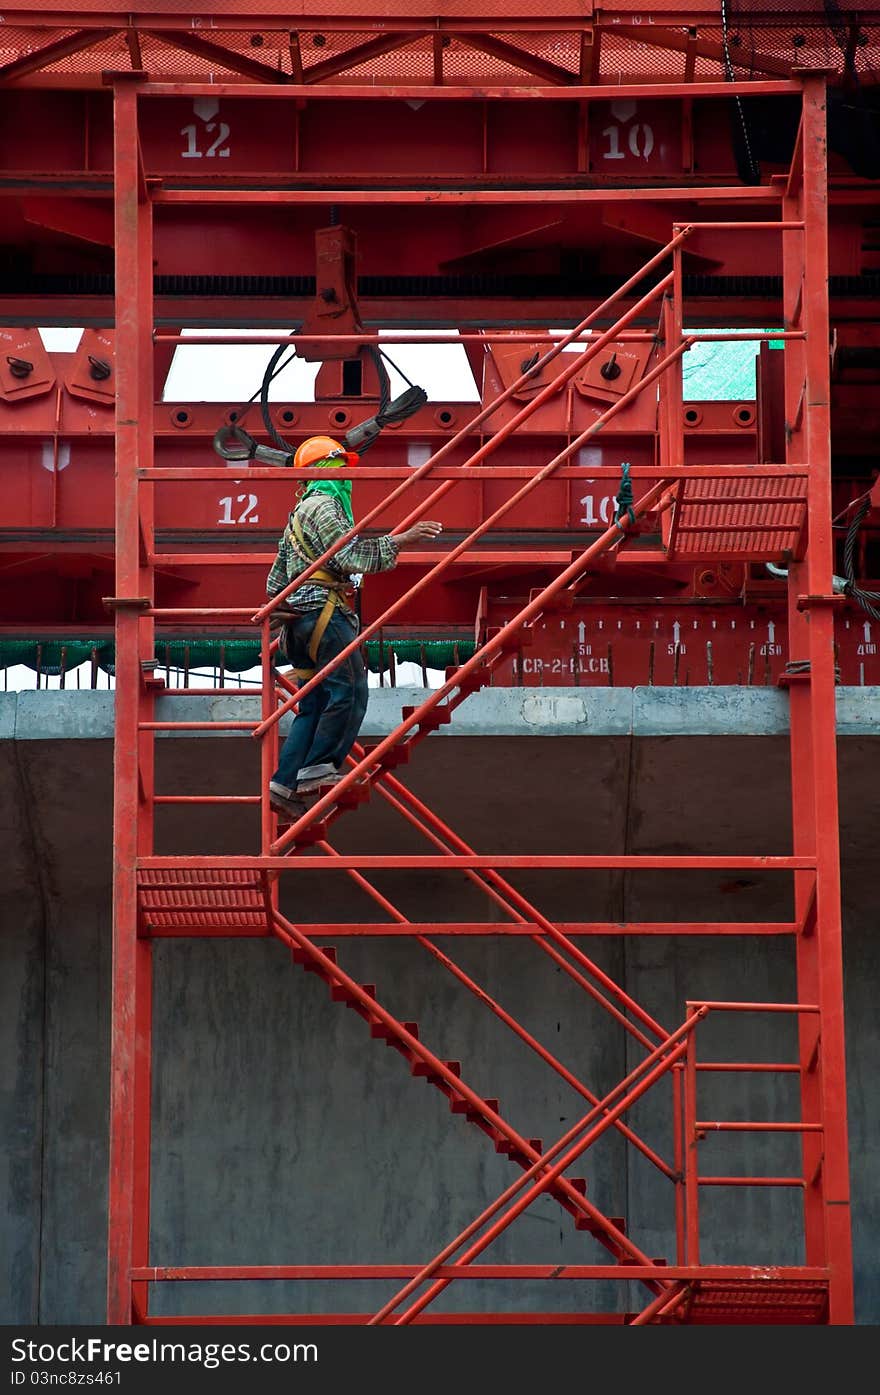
[272,608,368,790]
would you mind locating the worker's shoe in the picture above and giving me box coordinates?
[296,762,343,796]
[269,781,308,821]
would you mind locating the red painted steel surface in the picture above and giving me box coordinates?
[0,9,862,1326]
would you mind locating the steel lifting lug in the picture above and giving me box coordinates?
[88,355,112,381]
[600,352,622,381]
[6,355,33,379]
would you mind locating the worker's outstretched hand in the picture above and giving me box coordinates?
[396,520,443,546]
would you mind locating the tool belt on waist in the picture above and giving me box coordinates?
[272,513,353,681]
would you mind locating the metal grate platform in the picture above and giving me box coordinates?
[138,867,270,935]
[683,1279,829,1325]
[664,471,808,562]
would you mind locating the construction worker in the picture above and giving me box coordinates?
[266,435,442,821]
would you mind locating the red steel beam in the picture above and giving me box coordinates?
[141,922,798,937]
[612,24,795,81]
[449,32,577,86]
[130,1263,828,1282]
[153,187,780,205]
[0,26,113,83]
[798,73,854,1324]
[303,32,426,85]
[145,30,291,85]
[132,80,801,100]
[138,1312,628,1325]
[106,82,154,1327]
[139,855,814,871]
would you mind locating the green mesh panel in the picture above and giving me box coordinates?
[0,637,476,676]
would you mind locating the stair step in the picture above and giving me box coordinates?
[380,747,412,768]
[303,945,337,974]
[450,1094,498,1119]
[335,783,371,809]
[401,704,453,730]
[470,1117,506,1146]
[576,1212,627,1235]
[468,1097,499,1122]
[292,820,329,847]
[412,1056,461,1085]
[333,981,375,1006]
[455,670,491,696]
[361,744,411,769]
[504,1145,530,1166]
[528,1138,543,1155]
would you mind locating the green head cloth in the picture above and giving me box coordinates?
[302,457,354,527]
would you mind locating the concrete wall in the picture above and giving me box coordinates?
[2,689,879,1323]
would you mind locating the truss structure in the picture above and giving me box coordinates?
[92,67,856,1325]
[0,4,875,90]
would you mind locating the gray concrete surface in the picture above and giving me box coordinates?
[1,688,879,1323]
[8,683,880,740]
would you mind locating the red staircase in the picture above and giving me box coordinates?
[109,73,853,1327]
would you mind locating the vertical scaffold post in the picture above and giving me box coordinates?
[785,72,854,1322]
[107,81,155,1326]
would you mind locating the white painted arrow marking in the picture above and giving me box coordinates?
[41,441,70,472]
[193,97,220,122]
[611,99,637,123]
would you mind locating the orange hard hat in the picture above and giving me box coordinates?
[293,435,357,469]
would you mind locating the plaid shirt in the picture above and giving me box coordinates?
[265,492,400,616]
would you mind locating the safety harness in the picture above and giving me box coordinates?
[273,510,354,680]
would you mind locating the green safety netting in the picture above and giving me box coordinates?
[682,329,783,399]
[0,637,476,676]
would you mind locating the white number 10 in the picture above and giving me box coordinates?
[601,122,655,161]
